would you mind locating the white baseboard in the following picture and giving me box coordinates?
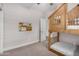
[41,39,46,42]
[3,40,39,52]
[0,49,3,54]
[41,37,47,42]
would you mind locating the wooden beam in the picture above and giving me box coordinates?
[57,32,60,42]
[48,31,52,49]
[49,48,65,56]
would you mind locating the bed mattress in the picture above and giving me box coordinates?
[50,42,76,56]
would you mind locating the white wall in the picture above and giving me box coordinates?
[0,4,3,52]
[67,3,77,12]
[3,4,43,51]
[60,33,79,45]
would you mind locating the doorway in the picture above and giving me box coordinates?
[39,18,48,42]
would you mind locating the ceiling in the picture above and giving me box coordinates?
[0,3,61,17]
[19,3,61,17]
[19,3,35,9]
[20,3,54,8]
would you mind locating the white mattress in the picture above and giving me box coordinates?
[50,42,76,56]
[66,25,79,29]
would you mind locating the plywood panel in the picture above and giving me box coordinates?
[48,4,67,32]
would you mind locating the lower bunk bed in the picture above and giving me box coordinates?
[49,42,79,56]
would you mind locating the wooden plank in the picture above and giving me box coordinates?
[48,32,52,49]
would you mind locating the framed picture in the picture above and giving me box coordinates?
[19,22,32,31]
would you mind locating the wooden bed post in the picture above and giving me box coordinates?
[48,31,52,50]
[57,32,60,42]
[48,32,60,50]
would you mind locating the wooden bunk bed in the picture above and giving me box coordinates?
[48,3,79,56]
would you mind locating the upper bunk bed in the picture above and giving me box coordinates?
[48,3,79,35]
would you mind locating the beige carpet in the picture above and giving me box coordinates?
[0,41,57,56]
